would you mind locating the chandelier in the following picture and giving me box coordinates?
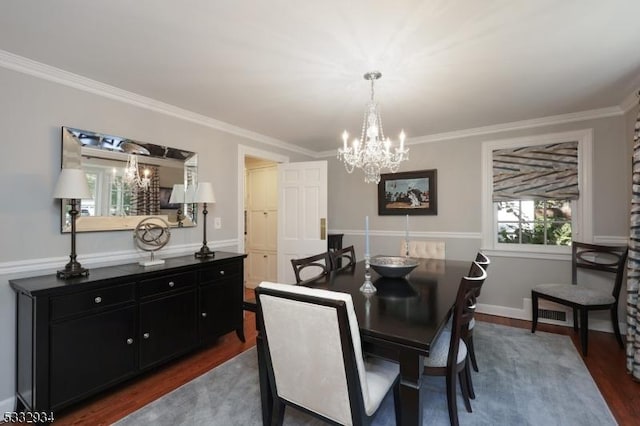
[337,71,408,184]
[123,154,151,190]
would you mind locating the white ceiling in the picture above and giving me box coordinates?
[1,0,639,153]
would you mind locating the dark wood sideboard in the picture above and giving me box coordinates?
[9,251,247,416]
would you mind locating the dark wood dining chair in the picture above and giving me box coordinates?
[423,261,487,426]
[465,252,490,373]
[290,251,332,284]
[531,242,628,356]
[330,245,356,270]
[256,282,401,426]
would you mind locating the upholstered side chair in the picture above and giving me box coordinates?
[256,282,401,426]
[400,240,446,259]
[531,242,628,356]
[423,261,487,426]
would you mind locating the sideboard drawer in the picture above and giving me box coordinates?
[200,261,241,283]
[139,272,196,298]
[51,283,135,320]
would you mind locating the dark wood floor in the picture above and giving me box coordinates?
[48,307,640,425]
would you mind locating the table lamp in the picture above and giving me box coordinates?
[53,168,92,279]
[168,184,186,227]
[193,182,216,258]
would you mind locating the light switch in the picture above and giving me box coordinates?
[214,217,222,229]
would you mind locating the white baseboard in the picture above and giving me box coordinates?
[478,299,626,334]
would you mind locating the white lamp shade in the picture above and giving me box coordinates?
[193,182,216,203]
[53,168,92,200]
[168,184,185,203]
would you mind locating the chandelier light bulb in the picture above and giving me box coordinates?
[337,71,409,184]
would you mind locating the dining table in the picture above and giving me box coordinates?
[256,257,471,426]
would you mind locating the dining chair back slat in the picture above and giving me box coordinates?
[330,245,357,271]
[290,252,331,284]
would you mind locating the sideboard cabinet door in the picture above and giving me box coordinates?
[199,260,244,344]
[50,305,137,409]
[139,290,197,370]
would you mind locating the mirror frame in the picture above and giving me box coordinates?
[60,126,198,233]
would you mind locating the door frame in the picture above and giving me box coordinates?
[237,145,289,254]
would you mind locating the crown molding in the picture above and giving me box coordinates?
[0,49,316,158]
[1,49,633,159]
[317,105,625,158]
[406,106,623,145]
[620,89,639,113]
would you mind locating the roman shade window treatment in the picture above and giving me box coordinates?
[492,141,579,201]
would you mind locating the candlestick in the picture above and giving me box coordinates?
[405,214,409,241]
[359,253,377,294]
[365,215,370,256]
[405,215,409,257]
[360,215,376,294]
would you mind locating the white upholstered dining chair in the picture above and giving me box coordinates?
[400,240,446,259]
[255,282,400,425]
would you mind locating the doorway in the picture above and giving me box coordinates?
[237,146,289,288]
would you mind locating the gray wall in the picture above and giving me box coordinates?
[0,63,634,409]
[0,67,312,409]
[328,113,630,317]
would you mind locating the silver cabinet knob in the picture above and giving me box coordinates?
[126,338,134,345]
[143,332,150,339]
[220,270,225,275]
[168,281,175,287]
[94,296,102,304]
[201,312,207,318]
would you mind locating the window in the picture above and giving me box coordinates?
[481,129,593,258]
[496,199,572,246]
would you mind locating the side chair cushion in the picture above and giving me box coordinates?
[533,283,615,306]
[423,331,467,368]
[444,316,475,332]
[258,282,398,418]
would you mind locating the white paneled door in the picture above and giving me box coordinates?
[277,161,328,283]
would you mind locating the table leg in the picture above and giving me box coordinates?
[398,350,424,426]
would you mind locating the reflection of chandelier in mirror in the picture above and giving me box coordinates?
[337,71,409,184]
[124,154,151,190]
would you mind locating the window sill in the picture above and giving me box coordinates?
[481,248,571,261]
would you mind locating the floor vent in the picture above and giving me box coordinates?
[538,309,566,322]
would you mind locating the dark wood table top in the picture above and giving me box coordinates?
[308,258,470,355]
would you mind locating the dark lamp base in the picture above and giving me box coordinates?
[57,264,90,279]
[195,245,215,259]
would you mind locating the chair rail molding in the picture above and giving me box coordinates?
[330,229,482,240]
[0,239,239,277]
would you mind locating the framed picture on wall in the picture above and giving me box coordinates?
[377,169,437,215]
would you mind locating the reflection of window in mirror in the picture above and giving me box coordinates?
[109,172,132,216]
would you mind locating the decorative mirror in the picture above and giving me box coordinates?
[60,126,198,232]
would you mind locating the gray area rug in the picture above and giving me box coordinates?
[115,323,616,425]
